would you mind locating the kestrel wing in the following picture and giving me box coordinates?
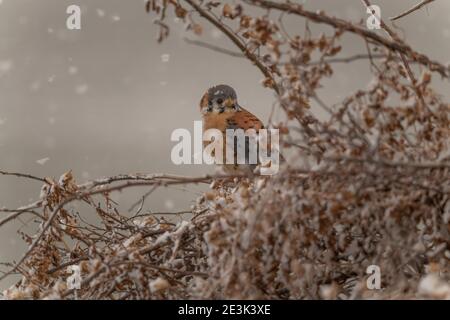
[224,108,264,167]
[226,108,264,131]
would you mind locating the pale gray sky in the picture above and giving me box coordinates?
[0,0,449,290]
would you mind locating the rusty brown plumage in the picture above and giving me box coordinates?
[200,85,264,173]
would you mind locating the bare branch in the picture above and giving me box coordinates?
[0,169,47,184]
[245,0,449,77]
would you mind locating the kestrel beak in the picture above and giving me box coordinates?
[224,98,236,108]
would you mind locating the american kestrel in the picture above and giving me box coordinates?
[199,84,264,174]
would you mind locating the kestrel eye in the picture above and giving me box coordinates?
[217,98,223,104]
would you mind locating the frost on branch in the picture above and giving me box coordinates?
[1,165,449,299]
[1,0,450,299]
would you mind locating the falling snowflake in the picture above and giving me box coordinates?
[165,199,174,210]
[443,29,450,39]
[44,136,56,149]
[75,84,88,95]
[36,157,50,166]
[96,9,105,17]
[0,60,13,77]
[30,81,41,92]
[161,54,170,63]
[19,16,28,25]
[210,29,222,39]
[68,66,78,75]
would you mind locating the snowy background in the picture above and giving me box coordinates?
[0,0,449,290]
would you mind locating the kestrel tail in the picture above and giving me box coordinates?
[199,84,265,174]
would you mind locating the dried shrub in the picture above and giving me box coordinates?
[1,0,449,299]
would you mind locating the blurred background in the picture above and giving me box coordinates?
[0,0,449,290]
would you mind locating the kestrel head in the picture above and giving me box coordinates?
[200,84,241,115]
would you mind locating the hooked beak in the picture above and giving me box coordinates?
[224,98,235,108]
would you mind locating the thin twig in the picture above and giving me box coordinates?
[0,170,47,184]
[184,37,245,58]
[390,0,436,21]
[128,184,159,213]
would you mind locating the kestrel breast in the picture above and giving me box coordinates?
[202,107,264,174]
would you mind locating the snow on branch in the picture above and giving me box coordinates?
[1,0,449,299]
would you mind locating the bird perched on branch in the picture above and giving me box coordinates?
[199,84,265,175]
